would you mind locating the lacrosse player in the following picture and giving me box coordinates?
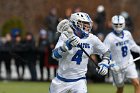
[49,12,111,93]
[104,15,140,93]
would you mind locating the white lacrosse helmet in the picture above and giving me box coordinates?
[112,15,125,33]
[69,12,93,38]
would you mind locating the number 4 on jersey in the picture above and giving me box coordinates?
[72,50,83,65]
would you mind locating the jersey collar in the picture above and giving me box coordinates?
[113,30,124,39]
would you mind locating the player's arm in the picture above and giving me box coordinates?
[101,35,112,64]
[93,35,111,61]
[52,34,67,60]
[52,33,80,60]
[92,36,111,75]
[97,49,111,75]
[52,20,80,60]
[129,32,140,54]
[103,35,120,73]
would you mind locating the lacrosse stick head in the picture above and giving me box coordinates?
[57,19,73,34]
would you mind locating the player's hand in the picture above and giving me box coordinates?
[109,61,120,73]
[68,35,80,47]
[97,60,109,76]
[61,34,80,51]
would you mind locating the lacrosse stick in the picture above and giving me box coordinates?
[110,56,140,74]
[133,56,140,62]
[57,19,100,69]
[121,56,140,69]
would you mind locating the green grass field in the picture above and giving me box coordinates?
[0,81,134,93]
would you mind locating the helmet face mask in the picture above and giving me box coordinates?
[70,12,93,38]
[77,21,91,33]
[112,15,125,34]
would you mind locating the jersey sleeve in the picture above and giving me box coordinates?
[128,32,140,54]
[55,33,67,49]
[52,33,68,60]
[103,34,111,49]
[92,35,109,55]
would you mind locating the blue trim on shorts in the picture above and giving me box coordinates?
[56,73,86,82]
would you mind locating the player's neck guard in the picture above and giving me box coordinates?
[113,30,124,38]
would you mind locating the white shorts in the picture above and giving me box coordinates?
[111,63,138,87]
[49,77,87,93]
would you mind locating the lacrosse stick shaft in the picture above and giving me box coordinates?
[133,56,140,62]
[78,45,100,69]
[121,56,140,69]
